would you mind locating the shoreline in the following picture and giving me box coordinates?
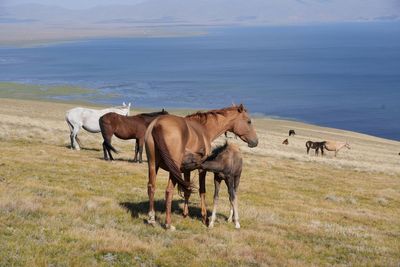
[1,81,399,143]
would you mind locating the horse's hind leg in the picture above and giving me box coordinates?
[182,171,191,218]
[165,176,176,230]
[209,174,222,229]
[70,124,81,150]
[102,142,109,160]
[146,136,158,226]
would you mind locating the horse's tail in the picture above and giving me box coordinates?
[99,115,118,153]
[151,124,193,193]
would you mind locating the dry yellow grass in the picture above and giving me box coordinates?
[0,98,399,266]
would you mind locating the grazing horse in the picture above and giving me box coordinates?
[306,141,326,156]
[99,109,168,163]
[183,142,243,229]
[323,141,351,157]
[65,103,131,150]
[289,129,296,136]
[282,138,289,145]
[144,104,258,230]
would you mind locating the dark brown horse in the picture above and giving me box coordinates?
[282,138,289,145]
[306,140,326,156]
[99,109,168,163]
[144,104,258,230]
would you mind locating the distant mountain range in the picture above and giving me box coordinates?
[2,0,399,27]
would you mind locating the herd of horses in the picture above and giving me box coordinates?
[65,102,350,230]
[285,130,351,156]
[66,103,257,230]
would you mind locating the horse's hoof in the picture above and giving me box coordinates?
[227,217,233,223]
[208,222,214,229]
[165,224,176,231]
[235,222,241,229]
[147,219,156,226]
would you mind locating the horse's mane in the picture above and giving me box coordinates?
[138,109,168,117]
[206,142,229,161]
[185,105,245,124]
[206,141,239,161]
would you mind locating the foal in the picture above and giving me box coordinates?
[182,142,243,229]
[99,109,168,162]
[306,141,326,156]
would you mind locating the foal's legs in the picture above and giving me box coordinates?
[226,177,240,229]
[199,169,209,225]
[209,174,222,229]
[182,171,191,218]
[165,175,176,230]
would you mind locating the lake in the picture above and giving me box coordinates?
[1,22,399,140]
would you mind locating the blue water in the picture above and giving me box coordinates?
[1,22,400,140]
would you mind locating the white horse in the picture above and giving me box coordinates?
[65,102,131,150]
[324,140,351,157]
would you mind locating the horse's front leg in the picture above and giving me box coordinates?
[138,138,144,163]
[133,139,139,162]
[182,171,191,218]
[165,175,176,230]
[199,169,209,225]
[209,174,221,229]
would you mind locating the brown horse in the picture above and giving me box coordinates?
[144,104,258,230]
[99,109,168,163]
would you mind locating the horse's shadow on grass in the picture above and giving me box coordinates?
[62,144,101,152]
[119,199,212,223]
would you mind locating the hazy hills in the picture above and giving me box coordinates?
[2,0,400,26]
[1,0,399,44]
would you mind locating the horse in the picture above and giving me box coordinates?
[306,140,326,156]
[99,109,168,163]
[282,138,289,145]
[289,129,296,136]
[183,142,243,229]
[144,104,258,230]
[323,140,351,157]
[65,102,131,150]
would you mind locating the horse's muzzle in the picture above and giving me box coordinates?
[248,138,258,148]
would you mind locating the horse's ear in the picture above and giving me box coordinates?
[122,102,126,106]
[237,104,244,113]
[231,101,236,107]
[162,108,165,112]
[128,102,131,108]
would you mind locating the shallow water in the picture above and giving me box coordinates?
[1,22,399,140]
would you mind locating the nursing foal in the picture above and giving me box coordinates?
[183,142,243,229]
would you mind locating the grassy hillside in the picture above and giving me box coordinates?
[0,98,399,266]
